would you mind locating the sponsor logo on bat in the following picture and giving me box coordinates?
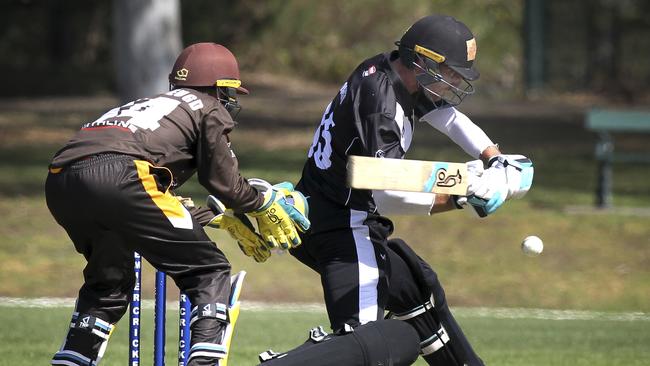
[423,163,462,192]
[436,168,463,188]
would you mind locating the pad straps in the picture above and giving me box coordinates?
[188,342,228,362]
[190,302,229,326]
[420,324,450,355]
[386,294,451,356]
[388,294,435,321]
[70,312,114,340]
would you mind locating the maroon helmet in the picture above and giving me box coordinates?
[169,42,249,94]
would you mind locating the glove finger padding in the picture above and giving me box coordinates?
[500,154,534,199]
[467,161,508,215]
[247,179,310,250]
[466,159,484,177]
[461,154,534,217]
[211,215,271,262]
[237,242,270,263]
[272,182,310,232]
[206,195,270,263]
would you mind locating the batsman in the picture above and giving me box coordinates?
[260,14,534,366]
[46,43,308,366]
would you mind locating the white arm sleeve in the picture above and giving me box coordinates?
[372,190,435,216]
[420,107,494,158]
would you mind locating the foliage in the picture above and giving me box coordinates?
[232,0,523,98]
[0,0,523,98]
[0,0,113,96]
[3,0,649,100]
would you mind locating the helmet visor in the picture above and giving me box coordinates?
[448,64,479,81]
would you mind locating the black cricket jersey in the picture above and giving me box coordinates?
[50,88,262,212]
[300,51,417,218]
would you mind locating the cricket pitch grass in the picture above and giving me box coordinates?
[0,300,648,365]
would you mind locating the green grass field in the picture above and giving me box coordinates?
[1,303,648,365]
[0,92,649,364]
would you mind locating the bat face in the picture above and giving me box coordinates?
[347,156,468,195]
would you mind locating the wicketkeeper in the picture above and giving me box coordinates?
[261,15,534,366]
[46,42,308,366]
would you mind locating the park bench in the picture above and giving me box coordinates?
[585,109,650,207]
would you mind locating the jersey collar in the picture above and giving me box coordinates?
[384,51,415,118]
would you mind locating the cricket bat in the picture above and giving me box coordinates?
[347,155,468,195]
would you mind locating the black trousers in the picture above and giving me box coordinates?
[290,196,484,365]
[45,154,231,323]
[258,319,420,366]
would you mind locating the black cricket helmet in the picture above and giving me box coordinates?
[397,15,478,108]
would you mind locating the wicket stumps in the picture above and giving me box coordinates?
[129,252,192,366]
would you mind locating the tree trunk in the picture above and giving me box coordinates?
[113,0,182,102]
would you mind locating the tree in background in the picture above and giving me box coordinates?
[1,0,648,102]
[112,0,182,102]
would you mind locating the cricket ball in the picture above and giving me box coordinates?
[521,235,544,257]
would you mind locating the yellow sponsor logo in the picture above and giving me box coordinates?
[175,68,189,81]
[216,79,242,88]
[466,38,477,61]
[414,44,445,63]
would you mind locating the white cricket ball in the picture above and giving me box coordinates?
[521,235,544,256]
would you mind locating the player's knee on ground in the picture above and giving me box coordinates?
[387,239,484,366]
[51,312,114,365]
[258,319,419,366]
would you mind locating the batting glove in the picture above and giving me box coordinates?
[461,155,534,217]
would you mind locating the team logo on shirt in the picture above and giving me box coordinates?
[82,118,136,132]
[362,65,376,77]
[466,38,477,61]
[82,97,181,133]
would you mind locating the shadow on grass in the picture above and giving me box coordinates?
[1,113,648,207]
[0,145,60,196]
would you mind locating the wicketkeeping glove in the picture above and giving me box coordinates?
[247,179,310,250]
[206,195,271,263]
[271,181,310,229]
